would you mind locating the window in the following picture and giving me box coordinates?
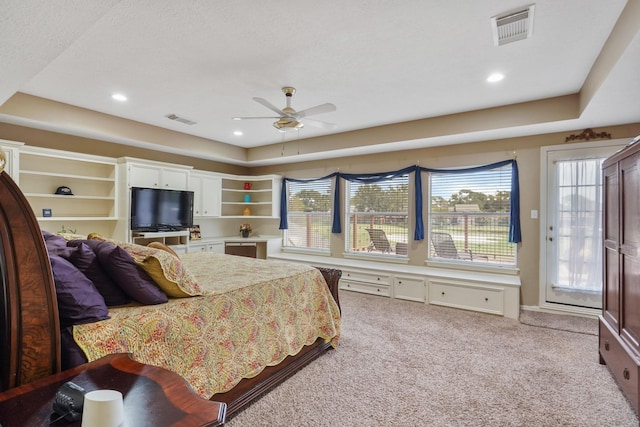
[429,165,516,265]
[553,158,603,292]
[283,178,333,251]
[345,175,409,256]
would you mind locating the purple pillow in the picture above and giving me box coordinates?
[65,241,131,306]
[49,255,110,327]
[91,241,168,305]
[42,230,68,255]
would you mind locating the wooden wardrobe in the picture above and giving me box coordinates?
[600,136,640,416]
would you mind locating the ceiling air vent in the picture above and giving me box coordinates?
[165,113,197,126]
[491,4,535,46]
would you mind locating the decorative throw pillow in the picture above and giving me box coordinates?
[49,255,110,327]
[147,241,180,259]
[87,232,104,240]
[90,241,168,305]
[87,233,119,245]
[42,230,68,254]
[65,241,131,306]
[118,242,202,298]
[56,232,89,241]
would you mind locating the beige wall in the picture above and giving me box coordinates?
[0,122,249,175]
[2,120,640,307]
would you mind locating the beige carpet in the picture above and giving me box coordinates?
[519,309,598,336]
[227,291,637,426]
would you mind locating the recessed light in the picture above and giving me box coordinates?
[487,73,505,83]
[233,131,243,136]
[111,93,127,102]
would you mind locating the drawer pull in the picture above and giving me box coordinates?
[485,297,489,302]
[377,288,380,292]
[441,292,445,296]
[377,277,380,281]
[604,342,610,351]
[398,280,402,284]
[623,368,630,380]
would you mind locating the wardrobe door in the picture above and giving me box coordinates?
[602,162,620,330]
[620,152,640,354]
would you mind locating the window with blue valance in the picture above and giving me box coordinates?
[279,159,520,244]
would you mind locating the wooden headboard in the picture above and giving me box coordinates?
[0,163,61,391]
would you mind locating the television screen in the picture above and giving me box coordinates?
[130,187,194,231]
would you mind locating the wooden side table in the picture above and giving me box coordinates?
[0,353,225,426]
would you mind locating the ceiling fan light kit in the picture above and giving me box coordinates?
[273,118,304,130]
[234,87,336,131]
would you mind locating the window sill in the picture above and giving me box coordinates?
[425,259,520,276]
[281,247,331,257]
[342,252,409,264]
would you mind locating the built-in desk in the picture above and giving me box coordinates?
[224,236,282,259]
[189,236,281,259]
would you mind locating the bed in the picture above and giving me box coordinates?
[0,165,341,418]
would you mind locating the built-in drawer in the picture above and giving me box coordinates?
[189,244,208,253]
[206,242,225,254]
[340,280,392,297]
[428,280,503,315]
[599,319,640,414]
[341,270,391,285]
[394,276,425,302]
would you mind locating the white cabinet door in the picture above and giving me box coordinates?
[190,174,221,217]
[129,164,161,188]
[129,164,189,190]
[188,241,224,253]
[394,276,425,302]
[188,176,204,216]
[188,243,207,253]
[207,242,225,253]
[200,176,221,217]
[161,168,189,190]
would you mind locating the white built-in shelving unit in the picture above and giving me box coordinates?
[220,174,281,218]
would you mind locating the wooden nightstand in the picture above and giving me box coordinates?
[0,353,225,427]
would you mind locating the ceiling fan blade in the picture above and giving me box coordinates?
[233,116,280,120]
[302,118,337,129]
[253,97,285,116]
[296,103,336,119]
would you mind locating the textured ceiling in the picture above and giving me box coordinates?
[1,1,638,165]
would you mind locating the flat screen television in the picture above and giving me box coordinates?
[130,187,194,231]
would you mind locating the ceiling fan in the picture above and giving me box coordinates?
[233,87,336,131]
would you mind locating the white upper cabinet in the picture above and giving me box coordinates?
[189,172,221,217]
[122,158,191,190]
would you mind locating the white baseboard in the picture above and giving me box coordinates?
[521,303,600,319]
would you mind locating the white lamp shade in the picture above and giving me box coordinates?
[81,390,124,427]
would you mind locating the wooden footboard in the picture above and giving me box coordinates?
[315,266,342,313]
[211,266,341,417]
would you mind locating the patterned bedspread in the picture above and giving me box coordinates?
[72,252,341,399]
